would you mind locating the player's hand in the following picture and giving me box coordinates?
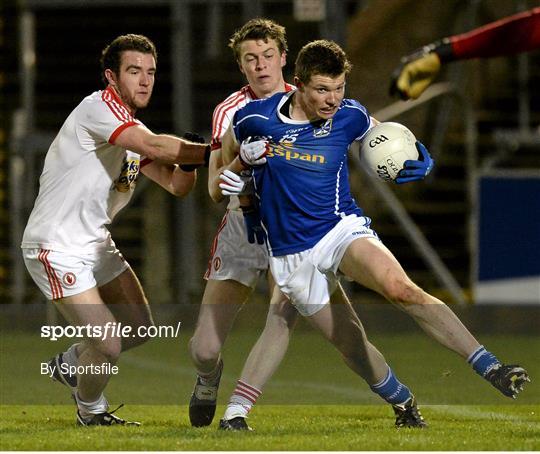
[180,131,210,171]
[395,141,434,184]
[241,205,266,245]
[219,169,254,196]
[239,137,268,167]
[183,131,206,144]
[389,52,441,100]
[390,39,454,100]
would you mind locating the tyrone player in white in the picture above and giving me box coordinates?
[187,19,297,429]
[21,34,209,426]
[188,19,408,431]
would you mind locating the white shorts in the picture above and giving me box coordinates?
[22,240,130,300]
[204,210,269,289]
[269,215,378,316]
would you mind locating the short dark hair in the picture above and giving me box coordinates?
[229,18,288,61]
[100,34,157,85]
[294,40,352,85]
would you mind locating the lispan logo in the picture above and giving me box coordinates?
[266,143,326,164]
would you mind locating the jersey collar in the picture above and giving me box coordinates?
[104,85,134,116]
[246,82,295,100]
[276,90,311,125]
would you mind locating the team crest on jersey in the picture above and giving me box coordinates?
[62,272,76,287]
[113,157,140,193]
[313,119,332,138]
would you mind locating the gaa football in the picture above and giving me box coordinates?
[360,122,418,181]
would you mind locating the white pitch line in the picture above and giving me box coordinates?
[427,404,536,423]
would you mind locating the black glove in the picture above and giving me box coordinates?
[183,131,205,144]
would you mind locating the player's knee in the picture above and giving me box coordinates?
[282,305,300,329]
[266,306,298,332]
[188,335,221,366]
[383,278,423,305]
[94,338,122,364]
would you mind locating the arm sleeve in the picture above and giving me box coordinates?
[81,97,139,146]
[211,100,235,151]
[232,110,247,144]
[449,7,540,60]
[345,100,372,142]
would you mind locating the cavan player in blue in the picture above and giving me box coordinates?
[220,39,530,427]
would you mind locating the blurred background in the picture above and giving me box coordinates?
[1,0,539,323]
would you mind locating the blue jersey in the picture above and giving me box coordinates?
[233,91,371,256]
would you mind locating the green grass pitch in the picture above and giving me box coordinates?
[1,315,539,450]
[1,404,539,451]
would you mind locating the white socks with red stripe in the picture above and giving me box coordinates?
[223,380,262,420]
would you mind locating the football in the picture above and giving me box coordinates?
[360,122,418,181]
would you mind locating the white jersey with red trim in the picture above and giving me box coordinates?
[211,83,294,211]
[22,86,145,253]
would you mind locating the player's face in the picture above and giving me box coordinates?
[298,73,346,121]
[238,39,286,99]
[108,51,156,113]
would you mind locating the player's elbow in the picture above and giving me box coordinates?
[170,171,196,197]
[139,139,163,162]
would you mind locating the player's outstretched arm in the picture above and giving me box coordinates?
[389,42,448,100]
[390,7,540,100]
[114,124,210,166]
[141,161,196,197]
[138,132,206,196]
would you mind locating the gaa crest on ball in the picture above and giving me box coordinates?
[360,122,418,182]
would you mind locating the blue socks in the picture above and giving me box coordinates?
[370,347,500,405]
[468,345,500,377]
[370,367,412,406]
